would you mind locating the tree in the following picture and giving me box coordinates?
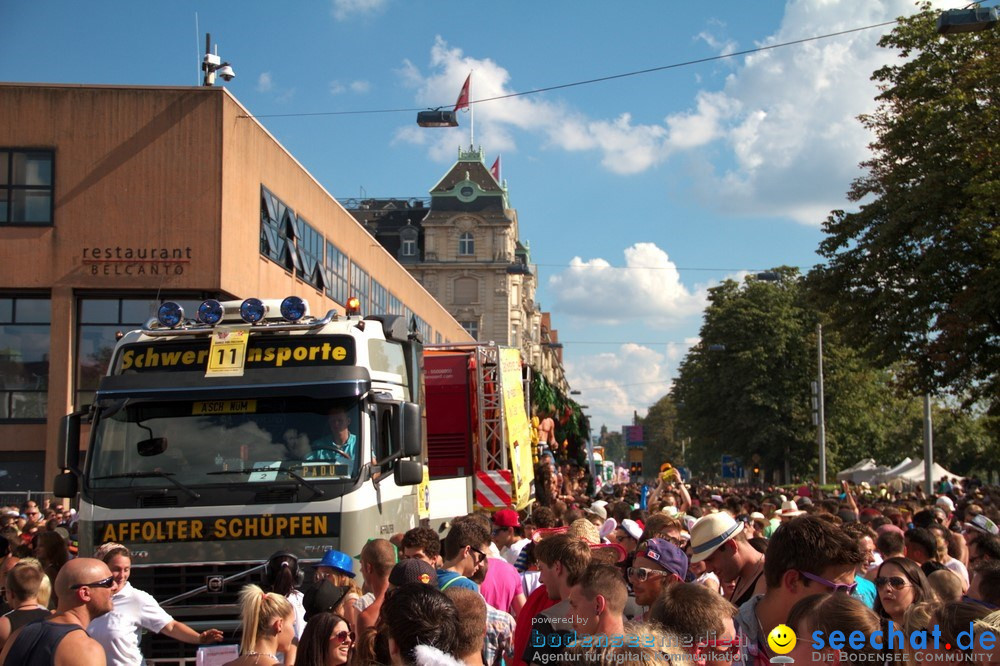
[812,5,1000,412]
[598,426,626,467]
[671,269,936,482]
[640,395,682,475]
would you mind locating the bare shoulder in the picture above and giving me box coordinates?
[56,630,106,666]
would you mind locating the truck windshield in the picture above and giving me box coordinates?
[88,397,364,489]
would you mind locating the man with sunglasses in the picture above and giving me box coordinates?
[629,538,688,620]
[437,520,491,593]
[0,558,114,665]
[735,516,864,666]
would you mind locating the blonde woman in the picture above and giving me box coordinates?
[223,585,295,666]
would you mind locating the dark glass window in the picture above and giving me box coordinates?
[0,296,51,421]
[295,216,325,290]
[76,297,204,408]
[459,232,474,256]
[460,320,478,340]
[0,150,53,225]
[351,264,370,316]
[260,187,296,271]
[371,280,387,315]
[324,241,349,306]
[387,294,402,316]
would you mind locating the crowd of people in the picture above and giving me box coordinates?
[3,468,1000,665]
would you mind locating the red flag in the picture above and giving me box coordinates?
[454,74,471,112]
[490,155,501,181]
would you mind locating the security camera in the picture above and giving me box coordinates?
[217,64,235,82]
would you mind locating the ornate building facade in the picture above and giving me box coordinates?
[347,146,568,391]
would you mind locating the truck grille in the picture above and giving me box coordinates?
[132,562,262,663]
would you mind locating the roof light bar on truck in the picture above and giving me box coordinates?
[240,298,267,323]
[142,296,339,336]
[197,299,225,325]
[279,296,309,322]
[156,302,185,328]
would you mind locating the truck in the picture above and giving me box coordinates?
[424,344,535,514]
[55,296,440,663]
[54,296,533,663]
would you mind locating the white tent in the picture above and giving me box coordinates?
[877,457,914,481]
[891,459,962,485]
[837,458,889,484]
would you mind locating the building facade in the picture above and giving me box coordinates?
[0,83,471,491]
[347,147,569,391]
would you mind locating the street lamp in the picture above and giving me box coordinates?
[937,6,998,34]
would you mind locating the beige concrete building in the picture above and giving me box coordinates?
[347,147,569,392]
[0,83,471,491]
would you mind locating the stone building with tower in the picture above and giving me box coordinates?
[346,146,568,391]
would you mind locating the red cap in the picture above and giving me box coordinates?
[493,508,520,528]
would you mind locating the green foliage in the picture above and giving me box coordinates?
[640,395,682,474]
[670,270,947,481]
[598,426,626,467]
[529,371,591,460]
[812,5,1000,413]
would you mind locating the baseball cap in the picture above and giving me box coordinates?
[317,549,356,578]
[584,503,608,521]
[936,496,955,512]
[635,538,688,578]
[388,559,438,587]
[302,581,349,621]
[493,508,520,528]
[619,519,643,541]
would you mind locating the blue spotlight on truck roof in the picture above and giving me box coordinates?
[156,302,184,328]
[240,298,267,323]
[279,296,308,322]
[197,299,225,325]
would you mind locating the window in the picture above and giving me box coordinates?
[460,320,479,340]
[325,241,349,306]
[1,150,53,225]
[454,277,478,305]
[371,280,388,315]
[260,187,296,270]
[400,226,418,259]
[295,216,325,290]
[459,232,474,256]
[0,296,51,420]
[414,316,432,344]
[76,297,205,408]
[387,294,402,316]
[351,264,370,316]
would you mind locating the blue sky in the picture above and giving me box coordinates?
[1,0,959,434]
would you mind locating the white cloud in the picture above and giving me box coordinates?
[256,72,273,93]
[666,0,965,224]
[394,37,672,174]
[566,344,673,431]
[329,80,371,95]
[548,243,708,326]
[396,2,965,225]
[331,0,386,21]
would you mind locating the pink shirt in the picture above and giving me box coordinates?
[480,557,522,614]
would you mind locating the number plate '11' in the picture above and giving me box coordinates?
[206,328,250,377]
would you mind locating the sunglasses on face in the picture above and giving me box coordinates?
[470,547,487,564]
[70,575,116,590]
[628,566,669,582]
[333,630,356,644]
[798,570,858,595]
[875,576,910,590]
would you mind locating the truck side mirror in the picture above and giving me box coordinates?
[59,412,82,471]
[399,402,422,458]
[393,460,423,486]
[53,472,79,499]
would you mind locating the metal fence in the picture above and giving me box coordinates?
[0,491,55,509]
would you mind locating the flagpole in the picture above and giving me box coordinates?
[469,70,474,149]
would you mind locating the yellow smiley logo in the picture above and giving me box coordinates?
[767,624,797,655]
